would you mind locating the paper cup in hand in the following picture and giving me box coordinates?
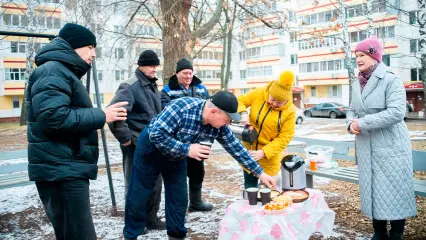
[199,141,212,160]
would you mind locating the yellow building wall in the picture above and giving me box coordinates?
[304,85,329,98]
[0,96,13,110]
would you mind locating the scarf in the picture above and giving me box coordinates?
[358,62,378,92]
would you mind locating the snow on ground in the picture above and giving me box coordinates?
[0,158,28,166]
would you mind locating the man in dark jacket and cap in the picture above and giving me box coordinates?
[161,58,212,212]
[26,23,128,240]
[108,50,165,230]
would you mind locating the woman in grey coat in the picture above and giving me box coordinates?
[347,36,417,240]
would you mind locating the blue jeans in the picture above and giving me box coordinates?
[123,128,188,239]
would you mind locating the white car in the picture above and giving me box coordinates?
[296,107,305,124]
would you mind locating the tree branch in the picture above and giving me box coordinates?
[191,0,223,39]
[142,2,163,30]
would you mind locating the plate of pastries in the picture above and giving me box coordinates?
[263,195,292,214]
[282,190,310,203]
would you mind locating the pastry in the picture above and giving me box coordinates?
[282,190,309,201]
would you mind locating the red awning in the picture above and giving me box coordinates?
[405,83,423,91]
[292,87,304,93]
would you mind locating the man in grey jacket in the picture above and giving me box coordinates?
[108,50,165,230]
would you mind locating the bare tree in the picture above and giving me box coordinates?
[419,0,426,115]
[159,0,223,83]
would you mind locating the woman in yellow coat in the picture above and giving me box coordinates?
[238,70,296,189]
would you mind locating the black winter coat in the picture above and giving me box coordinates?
[107,69,161,145]
[26,37,106,182]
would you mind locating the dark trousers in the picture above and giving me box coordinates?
[187,157,205,190]
[243,170,259,189]
[35,179,96,240]
[120,144,163,223]
[373,218,406,236]
[124,128,188,239]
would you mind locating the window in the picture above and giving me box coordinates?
[409,11,418,25]
[371,0,386,14]
[247,66,273,77]
[239,51,246,60]
[240,70,247,80]
[95,47,102,58]
[328,85,341,97]
[11,42,26,53]
[114,25,124,34]
[411,69,424,81]
[350,32,359,42]
[311,87,316,97]
[290,32,297,43]
[115,48,124,58]
[2,14,28,27]
[410,39,420,53]
[290,54,298,65]
[12,96,20,109]
[93,93,104,105]
[5,68,26,80]
[115,70,126,81]
[382,55,390,66]
[34,43,47,53]
[97,71,103,81]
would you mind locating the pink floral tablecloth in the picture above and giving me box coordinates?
[218,188,335,240]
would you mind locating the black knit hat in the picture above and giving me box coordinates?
[176,58,193,73]
[138,50,160,66]
[58,23,97,49]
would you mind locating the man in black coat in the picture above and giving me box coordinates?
[26,23,127,240]
[108,50,165,230]
[161,58,213,212]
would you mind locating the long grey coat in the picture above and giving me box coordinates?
[346,62,417,220]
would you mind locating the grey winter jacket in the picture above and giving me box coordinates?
[108,69,161,145]
[346,62,417,220]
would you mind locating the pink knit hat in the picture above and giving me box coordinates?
[354,35,383,62]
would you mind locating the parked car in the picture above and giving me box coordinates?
[296,107,305,124]
[304,102,348,119]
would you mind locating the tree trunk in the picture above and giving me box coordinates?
[224,4,236,91]
[419,0,426,116]
[422,55,426,117]
[366,0,375,37]
[220,23,227,89]
[20,0,36,126]
[160,0,193,83]
[338,0,356,106]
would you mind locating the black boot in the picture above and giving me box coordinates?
[372,219,388,240]
[188,187,213,212]
[168,236,184,240]
[146,216,167,230]
[389,219,405,240]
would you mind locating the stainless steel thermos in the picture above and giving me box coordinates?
[229,124,257,144]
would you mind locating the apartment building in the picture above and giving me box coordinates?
[0,1,224,120]
[228,0,424,111]
[296,0,423,110]
[229,2,304,107]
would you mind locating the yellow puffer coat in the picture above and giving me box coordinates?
[237,82,296,176]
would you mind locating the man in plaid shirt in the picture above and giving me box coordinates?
[123,91,276,240]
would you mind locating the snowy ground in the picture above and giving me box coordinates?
[1,118,424,239]
[0,154,371,240]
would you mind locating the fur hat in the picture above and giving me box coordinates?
[268,70,295,102]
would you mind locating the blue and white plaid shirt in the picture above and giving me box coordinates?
[148,97,264,176]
